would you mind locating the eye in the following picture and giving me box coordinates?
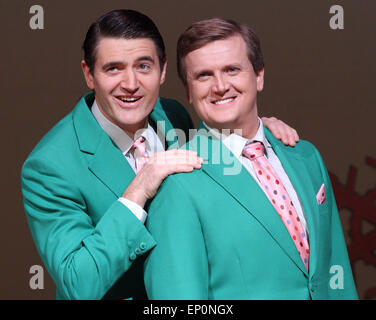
[197,72,209,79]
[106,66,118,73]
[227,67,239,74]
[138,63,151,71]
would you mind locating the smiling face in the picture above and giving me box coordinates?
[185,35,264,138]
[82,37,166,134]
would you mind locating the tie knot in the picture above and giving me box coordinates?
[242,141,265,160]
[131,136,146,150]
[131,136,149,172]
[131,136,148,159]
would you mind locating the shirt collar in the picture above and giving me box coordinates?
[203,117,272,159]
[91,100,154,155]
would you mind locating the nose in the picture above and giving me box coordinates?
[212,73,230,95]
[120,69,139,93]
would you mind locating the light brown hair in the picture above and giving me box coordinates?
[177,17,264,85]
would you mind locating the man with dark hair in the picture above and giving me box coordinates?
[144,18,358,299]
[83,9,167,73]
[21,10,300,300]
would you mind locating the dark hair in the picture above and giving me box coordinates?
[177,17,264,85]
[83,9,166,73]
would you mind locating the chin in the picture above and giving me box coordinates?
[207,117,239,129]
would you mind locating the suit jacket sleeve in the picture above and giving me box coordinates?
[313,147,358,299]
[144,175,209,299]
[21,155,156,300]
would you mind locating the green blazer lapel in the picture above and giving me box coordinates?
[72,92,136,198]
[265,128,319,276]
[88,134,136,198]
[194,126,308,275]
[149,97,179,149]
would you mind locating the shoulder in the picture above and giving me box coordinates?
[287,139,319,157]
[289,140,327,168]
[21,115,80,205]
[23,93,97,166]
[25,111,76,164]
[153,136,205,201]
[275,138,325,168]
[21,114,81,189]
[22,96,93,178]
[271,137,330,185]
[265,127,321,160]
[156,135,211,195]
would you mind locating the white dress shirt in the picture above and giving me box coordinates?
[203,119,309,236]
[92,100,165,224]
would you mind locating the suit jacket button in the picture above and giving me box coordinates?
[135,248,141,255]
[129,253,136,261]
[140,242,146,250]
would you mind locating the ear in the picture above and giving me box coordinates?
[184,83,192,104]
[256,68,264,92]
[81,60,95,90]
[159,60,167,85]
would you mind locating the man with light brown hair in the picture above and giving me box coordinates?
[144,17,358,299]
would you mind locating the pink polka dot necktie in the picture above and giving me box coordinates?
[131,136,149,173]
[242,141,309,272]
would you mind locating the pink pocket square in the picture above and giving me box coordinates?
[316,184,326,205]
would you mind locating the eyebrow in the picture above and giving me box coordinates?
[102,61,124,70]
[136,56,155,64]
[102,56,155,70]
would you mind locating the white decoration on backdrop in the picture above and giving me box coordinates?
[29,265,44,290]
[29,5,44,30]
[329,5,344,30]
[329,265,345,290]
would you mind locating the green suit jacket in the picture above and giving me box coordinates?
[21,91,193,299]
[144,124,358,299]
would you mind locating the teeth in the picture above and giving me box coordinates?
[214,98,233,105]
[120,97,139,102]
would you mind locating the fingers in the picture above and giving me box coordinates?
[292,128,299,143]
[262,117,300,147]
[280,124,299,147]
[124,150,204,203]
[279,123,295,146]
[148,150,203,177]
[152,149,203,168]
[278,122,292,146]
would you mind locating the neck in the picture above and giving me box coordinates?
[206,111,259,140]
[239,105,259,139]
[119,120,148,140]
[238,116,259,139]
